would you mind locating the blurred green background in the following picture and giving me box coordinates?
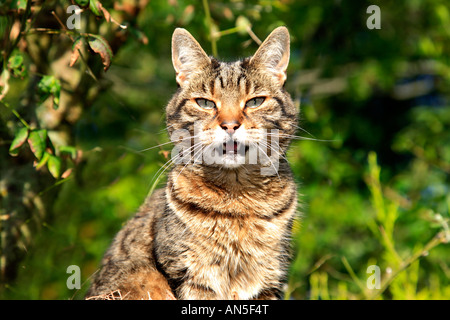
[0,0,449,300]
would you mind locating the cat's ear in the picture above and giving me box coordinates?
[250,26,290,85]
[172,28,211,87]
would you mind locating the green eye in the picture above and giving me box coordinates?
[196,98,216,109]
[245,97,265,109]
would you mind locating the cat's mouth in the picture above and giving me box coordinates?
[222,141,249,155]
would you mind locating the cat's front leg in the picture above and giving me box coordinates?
[176,279,221,300]
[118,268,177,300]
[86,267,176,300]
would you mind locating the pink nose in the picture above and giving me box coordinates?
[220,121,241,135]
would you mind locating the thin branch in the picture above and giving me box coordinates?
[246,26,262,45]
[0,100,31,129]
[2,0,33,74]
[367,231,448,300]
[202,0,217,56]
[341,256,368,298]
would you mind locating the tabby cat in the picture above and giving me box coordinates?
[86,26,299,300]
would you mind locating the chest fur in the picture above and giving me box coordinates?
[188,216,287,298]
[156,194,294,299]
[155,168,297,299]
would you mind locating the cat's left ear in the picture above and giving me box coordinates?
[172,28,211,87]
[250,26,290,86]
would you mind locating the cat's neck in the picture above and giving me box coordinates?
[166,162,295,219]
[168,162,291,194]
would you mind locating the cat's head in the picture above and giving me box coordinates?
[166,27,298,172]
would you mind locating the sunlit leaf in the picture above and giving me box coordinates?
[61,168,73,179]
[236,16,251,35]
[8,54,22,69]
[27,129,47,160]
[47,155,62,179]
[0,68,10,100]
[59,146,78,160]
[89,0,102,16]
[36,151,50,170]
[38,75,61,109]
[9,127,29,156]
[7,53,26,78]
[9,0,27,10]
[69,36,84,68]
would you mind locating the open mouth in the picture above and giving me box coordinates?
[222,141,249,155]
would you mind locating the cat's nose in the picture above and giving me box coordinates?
[220,121,241,135]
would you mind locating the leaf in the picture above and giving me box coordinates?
[90,0,127,29]
[59,145,78,160]
[38,75,61,109]
[236,16,252,35]
[69,36,84,68]
[75,0,90,8]
[27,129,47,160]
[9,127,29,156]
[0,69,10,100]
[89,0,102,17]
[8,54,26,77]
[87,35,113,71]
[36,151,50,170]
[8,55,23,69]
[61,168,73,179]
[10,0,27,10]
[47,155,62,179]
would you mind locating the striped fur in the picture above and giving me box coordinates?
[86,27,299,300]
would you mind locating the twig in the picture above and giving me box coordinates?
[202,0,217,56]
[37,176,73,196]
[2,0,32,74]
[51,11,98,82]
[341,256,368,298]
[246,26,262,45]
[367,231,448,300]
[0,100,31,129]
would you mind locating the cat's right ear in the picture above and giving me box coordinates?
[249,26,290,86]
[172,28,211,87]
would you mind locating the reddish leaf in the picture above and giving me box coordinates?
[9,127,29,156]
[61,168,73,179]
[69,36,84,68]
[87,35,113,71]
[27,129,47,160]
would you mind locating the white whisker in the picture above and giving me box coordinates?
[251,141,281,181]
[171,143,204,191]
[257,139,289,163]
[266,133,334,142]
[139,133,203,153]
[150,141,203,188]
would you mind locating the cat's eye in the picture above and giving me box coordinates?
[196,98,216,110]
[245,97,266,109]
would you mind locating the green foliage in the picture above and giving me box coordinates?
[1,0,449,300]
[8,126,28,156]
[7,54,26,78]
[27,129,47,160]
[37,76,61,109]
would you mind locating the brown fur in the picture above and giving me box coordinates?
[86,27,299,300]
